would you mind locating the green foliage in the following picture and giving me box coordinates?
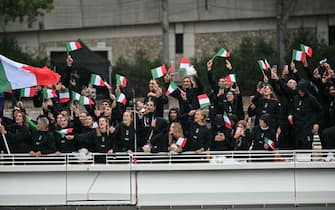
[112,49,161,96]
[0,0,54,29]
[0,37,47,66]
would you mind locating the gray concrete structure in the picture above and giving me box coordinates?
[3,0,335,64]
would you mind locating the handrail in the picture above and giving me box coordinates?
[0,150,334,166]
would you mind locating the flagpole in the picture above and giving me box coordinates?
[1,133,11,155]
[132,88,137,152]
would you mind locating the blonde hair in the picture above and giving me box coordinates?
[96,117,110,136]
[168,122,184,145]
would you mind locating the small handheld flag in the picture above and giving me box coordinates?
[292,50,306,62]
[215,48,231,58]
[116,92,127,105]
[166,80,178,96]
[223,112,232,129]
[65,42,81,53]
[58,88,70,103]
[197,94,210,109]
[176,137,187,148]
[225,74,236,84]
[20,87,35,98]
[179,58,190,72]
[151,65,167,79]
[300,44,312,57]
[264,137,276,150]
[116,74,127,88]
[90,74,105,86]
[43,88,57,99]
[56,128,74,137]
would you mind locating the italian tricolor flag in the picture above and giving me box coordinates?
[116,92,127,105]
[166,80,178,96]
[176,137,187,148]
[179,58,190,71]
[292,50,306,62]
[197,94,210,109]
[90,74,105,86]
[56,128,74,137]
[258,59,270,70]
[300,44,312,57]
[58,88,70,103]
[215,48,230,57]
[223,112,232,129]
[0,55,61,93]
[225,74,236,83]
[20,87,35,98]
[116,74,127,87]
[65,42,82,52]
[264,137,276,150]
[71,92,94,105]
[43,88,57,99]
[151,65,167,79]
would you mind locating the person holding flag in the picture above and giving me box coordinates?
[250,113,277,151]
[164,67,204,115]
[183,110,210,154]
[55,115,77,154]
[210,114,233,151]
[144,79,168,117]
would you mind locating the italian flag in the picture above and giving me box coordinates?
[166,80,178,96]
[116,92,127,105]
[292,50,306,62]
[26,118,38,130]
[223,112,232,129]
[179,57,190,71]
[116,74,127,87]
[176,137,187,148]
[90,74,105,86]
[65,41,81,52]
[264,137,276,150]
[225,74,236,83]
[215,48,230,57]
[197,94,210,109]
[258,60,270,70]
[300,44,312,57]
[0,55,61,93]
[71,91,94,105]
[43,88,57,99]
[151,65,167,79]
[58,88,70,103]
[56,128,74,137]
[20,87,35,98]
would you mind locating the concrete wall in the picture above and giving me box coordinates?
[2,0,335,65]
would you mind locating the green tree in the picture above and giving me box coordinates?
[0,0,54,31]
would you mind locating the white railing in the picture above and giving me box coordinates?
[0,149,334,166]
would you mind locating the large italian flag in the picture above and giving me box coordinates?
[0,55,60,93]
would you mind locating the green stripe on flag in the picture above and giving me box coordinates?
[0,60,12,92]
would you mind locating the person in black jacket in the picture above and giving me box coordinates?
[113,111,135,153]
[142,117,169,153]
[55,116,77,154]
[0,111,31,153]
[210,114,233,151]
[29,117,57,156]
[232,120,252,151]
[251,114,276,151]
[184,110,211,153]
[144,80,168,117]
[164,72,203,115]
[289,80,322,149]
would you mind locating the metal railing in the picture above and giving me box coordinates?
[0,149,334,166]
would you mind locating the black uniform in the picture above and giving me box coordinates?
[30,130,57,154]
[185,122,210,151]
[113,123,135,152]
[6,123,31,153]
[251,126,276,151]
[147,117,169,153]
[55,128,78,153]
[210,125,233,151]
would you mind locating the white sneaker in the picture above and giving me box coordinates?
[325,152,334,162]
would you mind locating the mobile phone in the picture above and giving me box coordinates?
[272,65,277,73]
